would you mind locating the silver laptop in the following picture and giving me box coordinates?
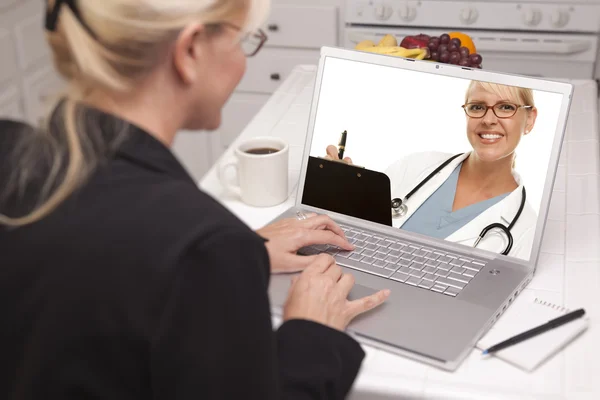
[267,46,573,371]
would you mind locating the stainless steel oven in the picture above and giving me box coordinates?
[343,0,600,80]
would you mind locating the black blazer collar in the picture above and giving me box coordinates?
[83,104,197,185]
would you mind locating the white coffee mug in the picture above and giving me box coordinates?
[218,137,289,207]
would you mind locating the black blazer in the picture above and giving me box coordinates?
[0,111,365,400]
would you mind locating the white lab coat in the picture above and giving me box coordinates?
[385,151,537,261]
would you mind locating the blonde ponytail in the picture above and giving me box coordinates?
[0,0,270,228]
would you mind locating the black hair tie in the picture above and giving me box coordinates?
[45,0,97,38]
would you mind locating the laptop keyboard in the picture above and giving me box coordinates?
[299,224,487,297]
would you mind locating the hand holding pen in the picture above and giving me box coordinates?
[325,130,354,165]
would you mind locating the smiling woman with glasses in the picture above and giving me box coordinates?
[323,79,539,260]
[0,0,389,399]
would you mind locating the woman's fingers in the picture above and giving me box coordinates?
[345,289,391,320]
[302,215,347,239]
[323,262,343,283]
[326,145,340,160]
[343,157,353,165]
[297,229,354,251]
[303,253,336,275]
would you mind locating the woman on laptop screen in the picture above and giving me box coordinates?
[325,80,539,260]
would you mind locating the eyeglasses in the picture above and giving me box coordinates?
[462,102,532,119]
[210,22,268,57]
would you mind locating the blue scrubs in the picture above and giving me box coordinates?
[401,163,509,239]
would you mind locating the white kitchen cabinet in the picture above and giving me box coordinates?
[0,84,24,121]
[0,0,63,126]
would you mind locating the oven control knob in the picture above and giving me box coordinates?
[374,4,393,21]
[550,9,570,28]
[459,7,479,25]
[398,3,417,22]
[523,9,542,26]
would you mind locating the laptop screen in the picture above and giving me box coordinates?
[304,56,567,262]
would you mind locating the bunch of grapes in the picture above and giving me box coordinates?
[427,34,482,68]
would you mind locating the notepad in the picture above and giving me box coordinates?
[476,290,589,372]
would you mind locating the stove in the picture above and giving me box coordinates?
[344,0,600,80]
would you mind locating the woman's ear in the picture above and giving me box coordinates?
[172,23,206,86]
[524,107,538,135]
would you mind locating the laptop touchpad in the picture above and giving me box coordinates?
[347,284,379,301]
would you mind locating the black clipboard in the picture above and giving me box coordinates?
[301,156,392,226]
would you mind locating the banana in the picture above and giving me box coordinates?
[360,46,429,60]
[355,40,376,50]
[378,34,398,47]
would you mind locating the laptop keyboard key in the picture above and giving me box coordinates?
[451,266,467,275]
[409,270,425,279]
[376,246,390,255]
[408,263,423,271]
[412,249,427,257]
[449,259,464,267]
[389,243,402,250]
[464,262,483,272]
[437,255,453,264]
[349,253,363,261]
[361,257,375,264]
[434,269,450,278]
[388,249,402,258]
[463,270,476,278]
[419,280,434,290]
[373,252,386,260]
[373,259,387,268]
[384,264,399,272]
[385,255,400,264]
[335,256,392,278]
[361,249,376,257]
[412,256,427,264]
[399,266,412,275]
[432,284,448,293]
[422,273,436,282]
[390,272,409,282]
[444,287,461,297]
[422,265,437,274]
[406,276,421,286]
[436,278,465,290]
[365,243,377,251]
[448,275,470,284]
[437,263,451,271]
[399,259,411,268]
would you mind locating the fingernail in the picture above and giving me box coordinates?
[383,289,391,296]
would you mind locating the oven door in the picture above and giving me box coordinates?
[345,26,599,79]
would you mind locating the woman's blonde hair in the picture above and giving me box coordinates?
[465,80,535,108]
[0,0,269,227]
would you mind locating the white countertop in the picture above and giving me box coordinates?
[200,65,600,399]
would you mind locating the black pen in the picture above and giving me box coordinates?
[338,130,347,160]
[482,308,586,355]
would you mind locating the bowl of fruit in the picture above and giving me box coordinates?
[355,32,483,68]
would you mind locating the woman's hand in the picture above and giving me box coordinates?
[325,145,353,165]
[283,254,390,331]
[256,213,354,274]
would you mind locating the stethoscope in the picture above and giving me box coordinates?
[391,153,527,256]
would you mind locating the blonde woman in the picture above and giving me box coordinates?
[0,1,389,398]
[326,80,538,260]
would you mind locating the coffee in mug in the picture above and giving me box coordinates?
[218,137,289,207]
[245,147,280,155]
